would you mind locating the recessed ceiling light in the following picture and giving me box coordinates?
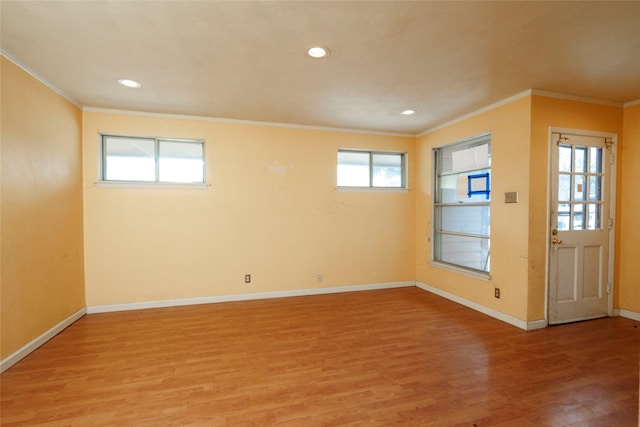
[117,79,142,88]
[401,109,416,115]
[308,47,329,58]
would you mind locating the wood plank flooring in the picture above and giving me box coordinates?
[1,287,638,426]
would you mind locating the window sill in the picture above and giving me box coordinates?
[429,261,491,281]
[96,181,210,190]
[336,186,409,193]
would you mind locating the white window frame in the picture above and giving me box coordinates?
[432,133,491,275]
[98,134,206,188]
[337,149,407,191]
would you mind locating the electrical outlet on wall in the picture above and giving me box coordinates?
[494,288,501,299]
[244,274,251,284]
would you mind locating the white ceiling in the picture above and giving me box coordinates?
[2,1,639,135]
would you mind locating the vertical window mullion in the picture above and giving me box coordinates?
[402,153,407,188]
[155,139,160,182]
[369,152,374,188]
[201,142,206,184]
[100,135,107,180]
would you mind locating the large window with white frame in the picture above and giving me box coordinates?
[433,133,491,273]
[337,150,406,188]
[100,134,205,184]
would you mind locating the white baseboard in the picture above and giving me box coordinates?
[526,319,548,330]
[619,309,640,322]
[5,280,560,373]
[415,282,547,331]
[86,281,415,314]
[1,307,86,374]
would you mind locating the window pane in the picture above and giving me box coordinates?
[433,133,491,272]
[559,145,572,172]
[104,137,155,181]
[439,170,490,203]
[467,172,490,201]
[573,204,585,230]
[440,205,490,236]
[558,174,571,202]
[587,204,601,230]
[574,175,586,201]
[439,174,461,203]
[449,143,490,173]
[589,176,602,201]
[337,152,370,186]
[372,154,402,187]
[557,203,571,230]
[435,233,490,272]
[575,146,587,173]
[589,147,603,173]
[159,141,204,183]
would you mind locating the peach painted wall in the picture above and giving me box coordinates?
[1,56,85,359]
[529,95,623,320]
[619,103,640,314]
[416,94,627,324]
[416,96,532,322]
[82,111,415,307]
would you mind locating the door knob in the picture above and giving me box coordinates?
[552,237,563,245]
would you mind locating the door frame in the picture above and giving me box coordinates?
[545,127,618,323]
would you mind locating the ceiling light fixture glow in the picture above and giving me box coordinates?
[401,109,416,115]
[118,79,142,88]
[308,47,328,58]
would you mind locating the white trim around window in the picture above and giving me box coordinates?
[337,149,407,190]
[99,134,206,187]
[432,132,491,274]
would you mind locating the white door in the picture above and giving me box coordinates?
[549,132,614,324]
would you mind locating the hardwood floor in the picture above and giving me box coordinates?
[1,287,638,426]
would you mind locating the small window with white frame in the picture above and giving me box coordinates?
[337,150,406,189]
[433,133,491,273]
[100,134,205,184]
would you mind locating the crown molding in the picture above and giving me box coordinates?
[530,89,624,107]
[417,89,629,137]
[1,50,81,108]
[417,89,533,137]
[82,107,415,138]
[624,99,640,108]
